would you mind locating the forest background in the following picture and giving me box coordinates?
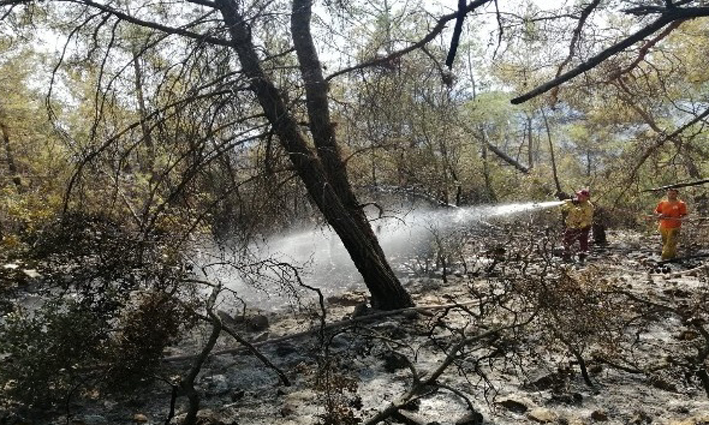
[0,0,708,424]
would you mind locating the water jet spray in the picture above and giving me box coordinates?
[202,200,566,310]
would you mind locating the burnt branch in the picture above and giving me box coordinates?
[326,0,493,82]
[221,324,291,386]
[511,5,709,104]
[606,19,685,82]
[362,327,503,425]
[445,0,468,69]
[550,0,602,103]
[181,286,222,425]
[643,178,709,192]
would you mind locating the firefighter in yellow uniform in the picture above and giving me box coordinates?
[561,189,594,262]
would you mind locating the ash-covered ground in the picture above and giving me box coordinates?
[20,226,707,425]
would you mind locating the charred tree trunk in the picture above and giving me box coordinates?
[481,142,496,202]
[542,109,562,194]
[216,0,412,310]
[132,49,155,174]
[1,120,17,176]
[526,114,534,170]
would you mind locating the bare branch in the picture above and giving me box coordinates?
[642,178,709,192]
[221,324,291,386]
[326,0,493,82]
[186,0,218,8]
[363,327,502,425]
[511,14,675,104]
[445,0,468,69]
[0,3,17,20]
[607,19,684,81]
[479,127,530,174]
[628,105,709,184]
[550,0,602,103]
[1,0,234,47]
[512,5,709,104]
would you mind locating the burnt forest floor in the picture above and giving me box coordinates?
[12,228,709,425]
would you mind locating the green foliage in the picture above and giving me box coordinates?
[0,212,197,411]
[0,290,193,409]
[0,299,109,407]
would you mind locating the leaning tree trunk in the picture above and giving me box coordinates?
[216,0,413,310]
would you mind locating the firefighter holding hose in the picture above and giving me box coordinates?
[560,188,594,262]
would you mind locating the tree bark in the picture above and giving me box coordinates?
[512,5,709,104]
[526,114,534,169]
[0,119,17,176]
[445,0,467,69]
[481,141,496,202]
[541,109,562,193]
[215,0,412,309]
[132,49,155,174]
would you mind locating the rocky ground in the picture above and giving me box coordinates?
[7,228,709,425]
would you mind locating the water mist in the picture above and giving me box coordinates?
[201,200,565,310]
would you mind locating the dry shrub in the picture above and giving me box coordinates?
[314,357,362,425]
[514,265,631,383]
[100,290,197,394]
[0,299,109,408]
[0,211,197,412]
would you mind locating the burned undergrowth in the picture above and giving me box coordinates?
[1,211,709,425]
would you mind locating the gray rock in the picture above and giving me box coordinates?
[455,410,484,425]
[528,407,559,423]
[496,396,532,414]
[132,413,149,423]
[329,334,351,349]
[247,315,270,331]
[201,374,230,396]
[80,414,109,425]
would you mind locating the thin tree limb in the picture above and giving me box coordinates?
[363,327,503,425]
[0,0,232,46]
[642,178,709,192]
[479,127,530,173]
[163,300,486,362]
[607,19,685,81]
[629,105,709,181]
[511,6,709,104]
[221,324,291,386]
[326,0,493,82]
[541,109,561,193]
[550,0,602,103]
